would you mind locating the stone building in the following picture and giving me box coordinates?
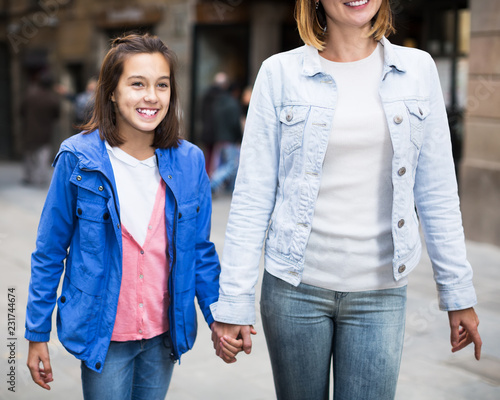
[460,0,500,246]
[0,0,498,245]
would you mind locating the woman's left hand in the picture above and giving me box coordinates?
[448,307,482,360]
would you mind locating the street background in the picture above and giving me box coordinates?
[0,162,499,399]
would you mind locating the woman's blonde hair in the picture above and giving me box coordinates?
[295,0,395,51]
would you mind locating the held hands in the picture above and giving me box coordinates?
[211,322,257,363]
[27,341,53,390]
[448,307,482,361]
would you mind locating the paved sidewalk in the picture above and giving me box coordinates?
[0,161,498,399]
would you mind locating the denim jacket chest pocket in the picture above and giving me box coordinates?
[404,100,430,149]
[279,106,310,155]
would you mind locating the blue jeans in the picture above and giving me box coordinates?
[260,270,407,400]
[210,142,240,193]
[81,332,175,400]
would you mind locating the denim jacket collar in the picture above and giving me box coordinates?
[301,36,406,78]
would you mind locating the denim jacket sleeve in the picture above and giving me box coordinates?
[212,61,280,325]
[25,151,78,341]
[414,53,477,311]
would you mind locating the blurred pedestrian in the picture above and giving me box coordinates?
[212,0,481,399]
[20,70,61,186]
[209,76,243,195]
[200,73,227,174]
[240,85,253,131]
[74,76,97,128]
[25,33,221,400]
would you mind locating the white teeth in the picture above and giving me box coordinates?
[346,0,368,6]
[138,109,158,116]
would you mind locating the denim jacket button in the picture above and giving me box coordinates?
[398,265,406,273]
[393,115,403,124]
[286,112,293,122]
[398,219,405,228]
[398,167,406,176]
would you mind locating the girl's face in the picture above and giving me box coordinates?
[321,0,382,32]
[111,52,171,139]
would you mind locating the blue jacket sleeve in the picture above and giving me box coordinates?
[25,151,78,342]
[194,152,221,327]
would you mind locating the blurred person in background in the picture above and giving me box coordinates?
[20,70,61,186]
[200,72,227,174]
[25,33,221,400]
[74,76,97,128]
[211,0,482,399]
[209,75,243,195]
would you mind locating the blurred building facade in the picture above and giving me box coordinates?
[460,0,500,246]
[0,0,498,245]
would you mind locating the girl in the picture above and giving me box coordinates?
[25,33,220,400]
[212,1,481,399]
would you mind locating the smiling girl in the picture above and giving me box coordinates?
[25,33,221,400]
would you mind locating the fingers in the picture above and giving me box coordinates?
[448,308,482,361]
[27,342,53,390]
[221,336,243,357]
[211,322,256,362]
[239,326,253,355]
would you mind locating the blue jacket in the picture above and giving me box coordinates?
[25,130,220,372]
[213,37,476,325]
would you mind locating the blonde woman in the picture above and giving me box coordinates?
[211,1,481,399]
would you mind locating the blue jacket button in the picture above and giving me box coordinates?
[95,362,101,370]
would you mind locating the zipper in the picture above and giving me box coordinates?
[166,182,179,360]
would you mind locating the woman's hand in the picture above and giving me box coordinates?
[211,322,257,363]
[27,341,53,390]
[448,307,482,360]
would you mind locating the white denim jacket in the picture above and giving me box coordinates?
[212,37,477,325]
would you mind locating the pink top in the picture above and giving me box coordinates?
[111,180,170,341]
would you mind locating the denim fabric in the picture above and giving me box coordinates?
[81,332,175,400]
[210,142,240,193]
[213,37,476,326]
[260,270,406,400]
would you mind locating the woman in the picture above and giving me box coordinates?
[25,33,220,399]
[211,1,481,399]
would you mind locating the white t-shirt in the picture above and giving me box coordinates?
[302,42,407,292]
[106,142,161,247]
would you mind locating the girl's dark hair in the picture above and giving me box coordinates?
[79,33,182,148]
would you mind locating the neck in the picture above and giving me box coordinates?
[117,127,155,161]
[320,24,377,62]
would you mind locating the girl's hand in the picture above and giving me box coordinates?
[27,341,53,390]
[220,336,244,360]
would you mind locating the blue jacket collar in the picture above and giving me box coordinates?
[301,36,406,77]
[58,130,116,185]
